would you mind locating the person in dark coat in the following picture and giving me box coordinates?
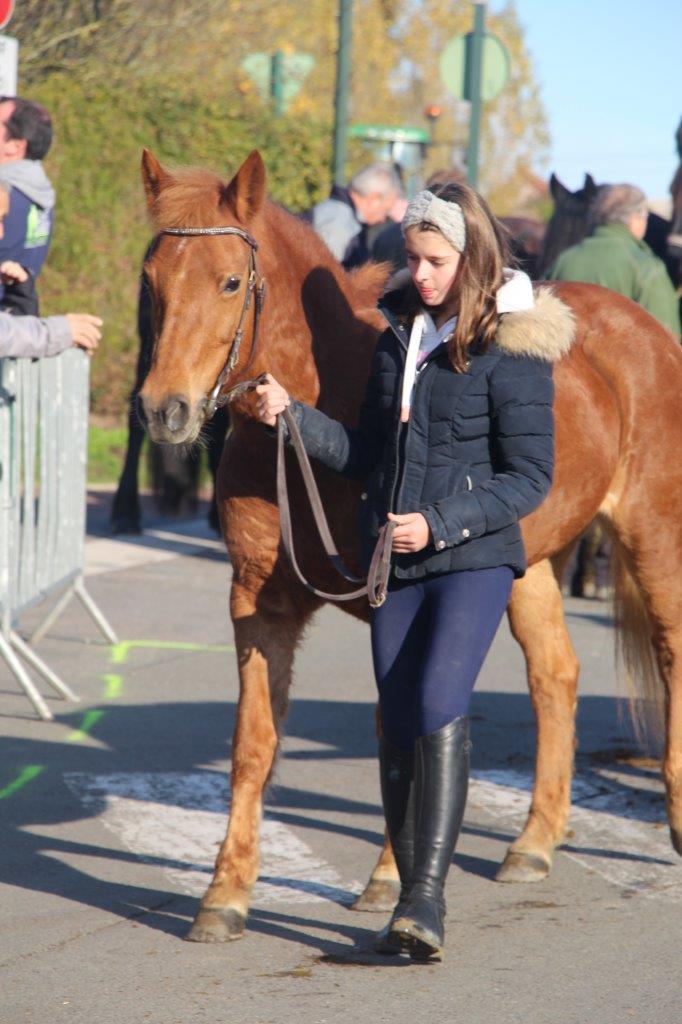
[0,97,54,312]
[256,183,559,961]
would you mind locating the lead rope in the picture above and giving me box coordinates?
[219,373,393,607]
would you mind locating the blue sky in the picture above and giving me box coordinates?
[498,0,681,201]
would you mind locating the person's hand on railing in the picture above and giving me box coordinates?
[255,372,290,426]
[65,314,103,354]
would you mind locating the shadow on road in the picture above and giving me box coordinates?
[0,688,667,950]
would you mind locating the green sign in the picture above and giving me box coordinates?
[440,32,510,102]
[348,124,430,144]
[241,52,315,111]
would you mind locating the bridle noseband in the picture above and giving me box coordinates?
[159,225,267,419]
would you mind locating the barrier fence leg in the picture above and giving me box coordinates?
[10,630,80,703]
[28,582,77,646]
[73,576,118,645]
[0,630,53,721]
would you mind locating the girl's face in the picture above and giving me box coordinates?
[405,227,462,308]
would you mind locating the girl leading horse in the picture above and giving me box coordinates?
[138,149,682,946]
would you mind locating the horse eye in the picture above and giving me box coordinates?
[222,275,241,293]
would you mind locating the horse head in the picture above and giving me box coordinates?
[138,149,267,444]
[538,173,601,277]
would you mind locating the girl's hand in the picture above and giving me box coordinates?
[0,260,28,284]
[255,373,290,426]
[387,512,431,553]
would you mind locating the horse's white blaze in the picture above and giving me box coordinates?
[63,772,359,905]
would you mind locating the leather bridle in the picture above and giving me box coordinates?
[155,223,392,607]
[160,225,266,419]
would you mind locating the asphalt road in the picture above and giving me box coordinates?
[1,496,680,1024]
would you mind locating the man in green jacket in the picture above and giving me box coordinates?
[548,183,681,338]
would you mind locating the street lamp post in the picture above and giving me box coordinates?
[466,1,486,188]
[332,0,353,186]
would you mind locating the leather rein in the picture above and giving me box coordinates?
[157,224,393,608]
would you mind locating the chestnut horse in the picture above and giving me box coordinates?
[138,149,682,944]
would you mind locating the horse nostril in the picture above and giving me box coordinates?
[162,395,190,433]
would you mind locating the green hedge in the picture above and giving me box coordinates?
[32,77,333,417]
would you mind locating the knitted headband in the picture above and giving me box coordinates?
[401,190,467,253]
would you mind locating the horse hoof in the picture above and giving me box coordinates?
[351,878,400,913]
[670,827,682,857]
[495,851,551,884]
[186,907,246,943]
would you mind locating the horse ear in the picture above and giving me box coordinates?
[549,172,570,202]
[222,150,266,223]
[141,148,173,208]
[583,173,599,198]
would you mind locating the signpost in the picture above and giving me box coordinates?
[439,1,510,188]
[241,51,314,116]
[332,0,353,185]
[0,1,15,31]
[0,0,16,94]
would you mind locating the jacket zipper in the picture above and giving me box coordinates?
[390,358,432,514]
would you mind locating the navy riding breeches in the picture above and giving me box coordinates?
[371,566,514,749]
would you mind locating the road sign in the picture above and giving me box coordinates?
[440,31,510,102]
[241,51,314,114]
[0,1,15,32]
[0,35,17,95]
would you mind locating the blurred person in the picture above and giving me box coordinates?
[548,182,680,338]
[0,260,100,358]
[311,162,402,268]
[0,96,55,309]
[0,184,38,314]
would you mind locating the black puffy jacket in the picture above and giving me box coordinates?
[284,288,558,580]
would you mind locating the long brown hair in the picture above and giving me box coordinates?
[403,182,512,372]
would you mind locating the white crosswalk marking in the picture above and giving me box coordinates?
[64,771,359,906]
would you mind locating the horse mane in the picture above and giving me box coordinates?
[148,167,232,230]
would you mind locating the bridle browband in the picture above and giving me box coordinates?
[160,225,266,419]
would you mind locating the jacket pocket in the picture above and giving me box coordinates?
[420,462,471,505]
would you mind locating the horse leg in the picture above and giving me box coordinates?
[110,397,144,534]
[603,510,682,857]
[187,582,310,942]
[496,558,580,882]
[352,707,400,913]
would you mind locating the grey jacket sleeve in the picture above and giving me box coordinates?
[0,313,73,358]
[312,200,361,262]
[421,354,555,548]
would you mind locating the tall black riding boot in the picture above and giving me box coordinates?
[373,735,415,954]
[389,716,471,961]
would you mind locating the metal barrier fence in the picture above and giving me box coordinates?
[0,349,117,720]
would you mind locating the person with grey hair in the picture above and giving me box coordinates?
[310,162,402,268]
[548,182,680,337]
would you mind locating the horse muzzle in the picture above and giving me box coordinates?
[137,391,204,444]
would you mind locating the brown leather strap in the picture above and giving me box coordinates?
[277,408,394,607]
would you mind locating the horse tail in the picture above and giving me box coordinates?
[611,535,665,749]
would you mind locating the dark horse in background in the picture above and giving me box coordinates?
[110,259,229,534]
[537,171,682,285]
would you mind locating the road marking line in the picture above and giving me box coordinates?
[469,767,680,900]
[63,771,361,906]
[109,640,234,666]
[66,709,106,743]
[0,765,45,800]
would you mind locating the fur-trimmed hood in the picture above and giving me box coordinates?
[380,279,576,364]
[496,286,576,363]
